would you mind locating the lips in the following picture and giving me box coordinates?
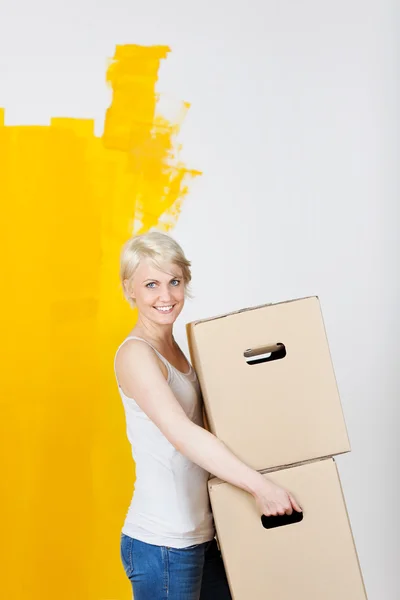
[153,304,175,313]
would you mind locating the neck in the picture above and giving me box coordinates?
[135,314,175,347]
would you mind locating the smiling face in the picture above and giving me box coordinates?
[127,258,186,325]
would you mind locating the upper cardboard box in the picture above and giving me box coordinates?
[186,296,350,470]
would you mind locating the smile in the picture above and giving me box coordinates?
[153,305,175,313]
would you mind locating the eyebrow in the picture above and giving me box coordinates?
[142,276,181,284]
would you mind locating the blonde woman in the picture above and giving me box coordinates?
[114,231,302,600]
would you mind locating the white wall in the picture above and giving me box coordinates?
[1,1,398,597]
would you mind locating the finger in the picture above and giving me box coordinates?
[288,492,303,512]
[267,505,278,516]
[274,503,285,516]
[285,504,293,515]
[271,505,281,516]
[267,502,277,516]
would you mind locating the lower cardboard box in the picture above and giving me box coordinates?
[208,458,367,599]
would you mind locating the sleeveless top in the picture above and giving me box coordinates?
[114,335,215,548]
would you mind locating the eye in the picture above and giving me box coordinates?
[146,282,156,288]
[171,279,181,286]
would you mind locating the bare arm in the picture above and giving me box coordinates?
[116,340,302,515]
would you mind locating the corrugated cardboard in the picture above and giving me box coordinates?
[208,458,367,600]
[187,296,350,470]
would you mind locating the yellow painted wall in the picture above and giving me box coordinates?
[0,44,200,599]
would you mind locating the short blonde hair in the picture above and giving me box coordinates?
[119,230,193,309]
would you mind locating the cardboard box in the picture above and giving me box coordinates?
[187,296,350,470]
[208,458,367,600]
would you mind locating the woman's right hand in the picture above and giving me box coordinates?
[253,476,303,517]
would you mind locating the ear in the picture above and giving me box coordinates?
[123,279,135,299]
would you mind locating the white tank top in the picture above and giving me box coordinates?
[114,335,215,548]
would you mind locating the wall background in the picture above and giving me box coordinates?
[0,1,398,599]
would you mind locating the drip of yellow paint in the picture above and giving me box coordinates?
[104,44,200,234]
[0,44,200,600]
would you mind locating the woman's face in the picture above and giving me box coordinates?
[128,258,186,324]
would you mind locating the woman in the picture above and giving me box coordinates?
[114,231,302,600]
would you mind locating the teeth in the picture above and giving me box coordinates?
[155,305,173,312]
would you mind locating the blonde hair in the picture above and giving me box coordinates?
[119,230,193,309]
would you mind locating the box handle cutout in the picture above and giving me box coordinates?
[261,510,303,529]
[244,343,286,365]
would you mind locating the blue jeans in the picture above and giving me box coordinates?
[120,533,232,600]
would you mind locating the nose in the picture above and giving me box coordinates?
[158,284,173,303]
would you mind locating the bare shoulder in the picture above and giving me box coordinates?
[115,338,168,384]
[114,338,190,442]
[115,337,154,363]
